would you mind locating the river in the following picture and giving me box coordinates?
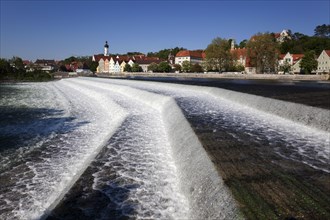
[0,77,329,219]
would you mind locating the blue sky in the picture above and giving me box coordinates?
[1,0,329,61]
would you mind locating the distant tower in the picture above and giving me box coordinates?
[168,51,174,64]
[104,41,109,56]
[230,39,235,50]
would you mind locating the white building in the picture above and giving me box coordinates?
[278,52,304,74]
[274,30,291,43]
[175,50,205,65]
[317,50,330,74]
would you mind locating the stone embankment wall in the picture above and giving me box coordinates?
[97,72,330,81]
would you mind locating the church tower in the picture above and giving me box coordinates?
[104,41,109,56]
[230,39,235,50]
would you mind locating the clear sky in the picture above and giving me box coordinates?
[0,0,329,61]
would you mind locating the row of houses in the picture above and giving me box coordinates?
[23,59,57,72]
[94,39,330,74]
[93,41,165,73]
[173,47,330,74]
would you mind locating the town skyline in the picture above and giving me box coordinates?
[1,0,329,61]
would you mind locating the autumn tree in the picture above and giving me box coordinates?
[205,37,232,72]
[246,33,279,74]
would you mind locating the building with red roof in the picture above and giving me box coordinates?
[317,50,330,74]
[278,52,304,74]
[175,50,204,66]
[230,48,255,74]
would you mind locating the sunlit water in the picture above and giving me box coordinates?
[0,77,329,219]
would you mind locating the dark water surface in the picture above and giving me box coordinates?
[111,76,330,110]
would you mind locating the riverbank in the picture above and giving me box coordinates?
[97,72,330,81]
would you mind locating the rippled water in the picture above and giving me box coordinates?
[0,78,329,220]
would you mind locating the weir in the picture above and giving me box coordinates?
[204,87,330,133]
[38,81,129,219]
[73,79,243,219]
[98,78,330,133]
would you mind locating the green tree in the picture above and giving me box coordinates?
[181,60,191,72]
[147,47,186,59]
[131,63,142,72]
[205,37,232,72]
[314,24,330,38]
[280,31,330,55]
[300,51,318,74]
[147,62,158,72]
[0,59,12,75]
[279,61,292,74]
[157,62,172,72]
[239,39,248,48]
[234,64,245,72]
[64,56,77,64]
[191,63,203,72]
[173,64,182,72]
[10,56,25,72]
[89,61,99,72]
[59,65,68,72]
[124,63,132,72]
[246,33,279,74]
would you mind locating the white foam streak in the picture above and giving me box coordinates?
[1,81,128,219]
[73,78,242,219]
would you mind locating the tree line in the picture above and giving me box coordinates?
[0,57,53,81]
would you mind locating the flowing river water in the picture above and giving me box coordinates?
[0,77,329,219]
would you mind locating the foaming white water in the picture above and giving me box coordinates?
[68,79,190,219]
[0,83,71,172]
[73,78,242,219]
[81,77,329,173]
[0,81,127,219]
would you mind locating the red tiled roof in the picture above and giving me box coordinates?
[23,60,31,65]
[133,56,163,64]
[231,48,247,58]
[274,33,281,38]
[176,50,203,59]
[116,55,131,62]
[93,54,110,62]
[325,50,330,57]
[292,54,304,62]
[279,54,286,59]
